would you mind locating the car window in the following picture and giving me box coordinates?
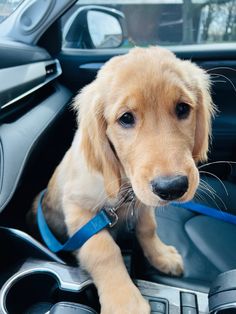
[62,0,236,49]
[0,0,23,23]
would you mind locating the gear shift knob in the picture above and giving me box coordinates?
[209,269,236,313]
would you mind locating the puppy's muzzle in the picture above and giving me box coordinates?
[151,175,188,201]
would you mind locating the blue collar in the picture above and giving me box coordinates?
[37,190,118,253]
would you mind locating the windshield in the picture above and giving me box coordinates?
[0,0,23,23]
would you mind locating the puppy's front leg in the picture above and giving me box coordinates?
[136,204,184,276]
[65,205,150,314]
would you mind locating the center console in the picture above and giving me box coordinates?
[0,227,233,314]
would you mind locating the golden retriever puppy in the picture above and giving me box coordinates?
[29,46,215,314]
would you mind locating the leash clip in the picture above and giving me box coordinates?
[104,207,118,228]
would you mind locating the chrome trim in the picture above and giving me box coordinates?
[1,59,62,109]
[0,267,93,314]
[211,302,236,313]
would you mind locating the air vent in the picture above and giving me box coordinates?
[1,59,62,109]
[45,62,57,77]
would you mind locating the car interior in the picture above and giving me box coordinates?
[0,0,236,313]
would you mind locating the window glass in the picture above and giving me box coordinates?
[62,0,236,49]
[0,0,23,23]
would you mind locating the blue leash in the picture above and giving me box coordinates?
[173,201,236,225]
[37,190,236,253]
[37,190,118,253]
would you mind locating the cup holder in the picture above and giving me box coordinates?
[5,272,56,313]
[2,271,99,314]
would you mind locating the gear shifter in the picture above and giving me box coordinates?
[49,302,98,314]
[209,269,236,313]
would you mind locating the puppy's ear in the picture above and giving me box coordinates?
[192,72,216,163]
[74,83,120,198]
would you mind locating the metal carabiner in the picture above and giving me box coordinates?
[104,207,119,228]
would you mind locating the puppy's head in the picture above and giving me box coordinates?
[75,47,215,206]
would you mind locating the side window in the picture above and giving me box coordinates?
[0,0,23,23]
[61,0,236,49]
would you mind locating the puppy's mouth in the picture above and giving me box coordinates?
[115,185,136,208]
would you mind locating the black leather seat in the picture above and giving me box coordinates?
[135,176,236,293]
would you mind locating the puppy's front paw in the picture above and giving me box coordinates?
[150,244,184,276]
[100,283,150,314]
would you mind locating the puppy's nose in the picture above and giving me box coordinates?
[151,175,188,201]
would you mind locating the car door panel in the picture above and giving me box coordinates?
[0,39,73,216]
[0,83,72,212]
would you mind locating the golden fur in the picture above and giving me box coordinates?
[29,47,215,314]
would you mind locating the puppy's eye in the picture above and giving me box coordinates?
[175,103,191,120]
[118,112,135,128]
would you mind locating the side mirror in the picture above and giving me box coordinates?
[63,6,127,49]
